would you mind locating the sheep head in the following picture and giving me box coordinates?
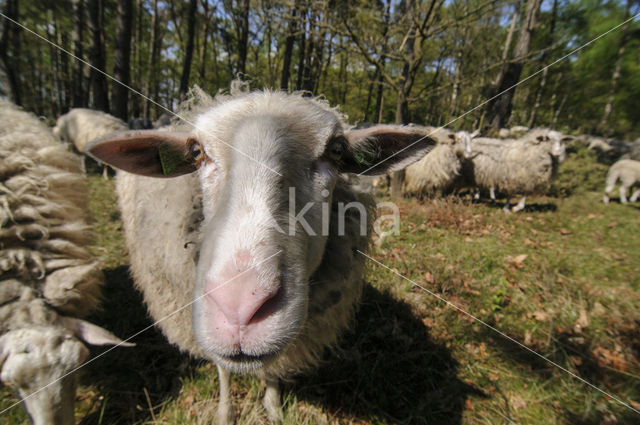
[87,92,435,373]
[0,320,131,425]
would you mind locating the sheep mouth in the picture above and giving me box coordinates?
[217,351,278,371]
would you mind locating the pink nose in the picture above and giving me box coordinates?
[205,251,279,328]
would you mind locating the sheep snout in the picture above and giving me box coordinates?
[203,252,283,341]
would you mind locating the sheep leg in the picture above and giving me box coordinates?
[263,377,283,423]
[474,188,481,200]
[102,165,109,180]
[489,187,496,201]
[216,364,234,425]
[503,198,511,212]
[620,186,628,204]
[629,189,640,202]
[512,196,526,212]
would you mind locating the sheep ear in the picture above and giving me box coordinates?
[340,125,436,175]
[86,130,197,177]
[59,317,135,347]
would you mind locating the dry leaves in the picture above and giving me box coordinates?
[424,271,435,284]
[529,310,549,322]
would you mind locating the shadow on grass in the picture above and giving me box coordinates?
[483,328,640,425]
[291,284,482,425]
[79,266,200,425]
[482,200,558,212]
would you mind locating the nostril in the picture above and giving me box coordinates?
[249,287,282,325]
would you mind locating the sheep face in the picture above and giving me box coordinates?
[87,91,436,373]
[0,327,88,425]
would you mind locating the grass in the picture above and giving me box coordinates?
[1,147,639,424]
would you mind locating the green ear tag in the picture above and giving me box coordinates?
[158,144,186,176]
[354,146,379,166]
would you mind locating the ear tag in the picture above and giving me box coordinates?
[353,146,379,166]
[158,144,187,176]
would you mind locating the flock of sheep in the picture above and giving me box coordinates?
[1,86,639,425]
[373,124,640,211]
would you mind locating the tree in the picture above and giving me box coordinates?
[484,0,542,130]
[88,0,109,112]
[112,0,133,120]
[0,0,22,105]
[71,0,86,107]
[179,0,198,99]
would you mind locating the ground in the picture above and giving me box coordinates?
[1,146,639,424]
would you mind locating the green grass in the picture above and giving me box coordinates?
[2,150,639,424]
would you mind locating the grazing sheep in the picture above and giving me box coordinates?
[52,108,128,178]
[603,159,640,204]
[467,129,567,212]
[0,99,130,425]
[87,88,437,423]
[402,128,474,198]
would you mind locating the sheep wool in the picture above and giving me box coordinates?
[88,86,439,423]
[0,99,128,425]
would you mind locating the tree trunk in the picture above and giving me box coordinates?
[179,0,198,99]
[527,0,557,128]
[280,4,297,91]
[493,3,519,87]
[144,0,160,118]
[88,0,109,112]
[390,0,417,200]
[71,0,86,107]
[199,0,212,81]
[598,0,631,134]
[237,0,250,75]
[0,0,22,105]
[484,0,541,130]
[295,7,307,90]
[112,0,133,120]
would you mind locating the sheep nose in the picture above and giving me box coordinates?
[205,252,280,328]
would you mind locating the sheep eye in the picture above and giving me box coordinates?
[187,139,205,165]
[327,140,344,161]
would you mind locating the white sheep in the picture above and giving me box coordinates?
[402,128,474,198]
[52,108,128,178]
[0,99,131,425]
[603,159,640,204]
[87,88,437,423]
[467,129,568,212]
[497,125,529,139]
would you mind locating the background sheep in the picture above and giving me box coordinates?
[497,125,529,139]
[466,129,567,211]
[402,128,473,199]
[0,99,130,425]
[52,108,128,178]
[87,88,437,423]
[603,159,640,204]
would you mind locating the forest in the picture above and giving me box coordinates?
[0,0,639,138]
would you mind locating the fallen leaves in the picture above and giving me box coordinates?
[529,310,549,322]
[592,346,628,371]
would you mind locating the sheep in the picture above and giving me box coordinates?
[603,159,640,204]
[86,87,438,423]
[0,99,131,425]
[466,129,568,212]
[497,125,529,139]
[402,128,474,198]
[52,108,128,178]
